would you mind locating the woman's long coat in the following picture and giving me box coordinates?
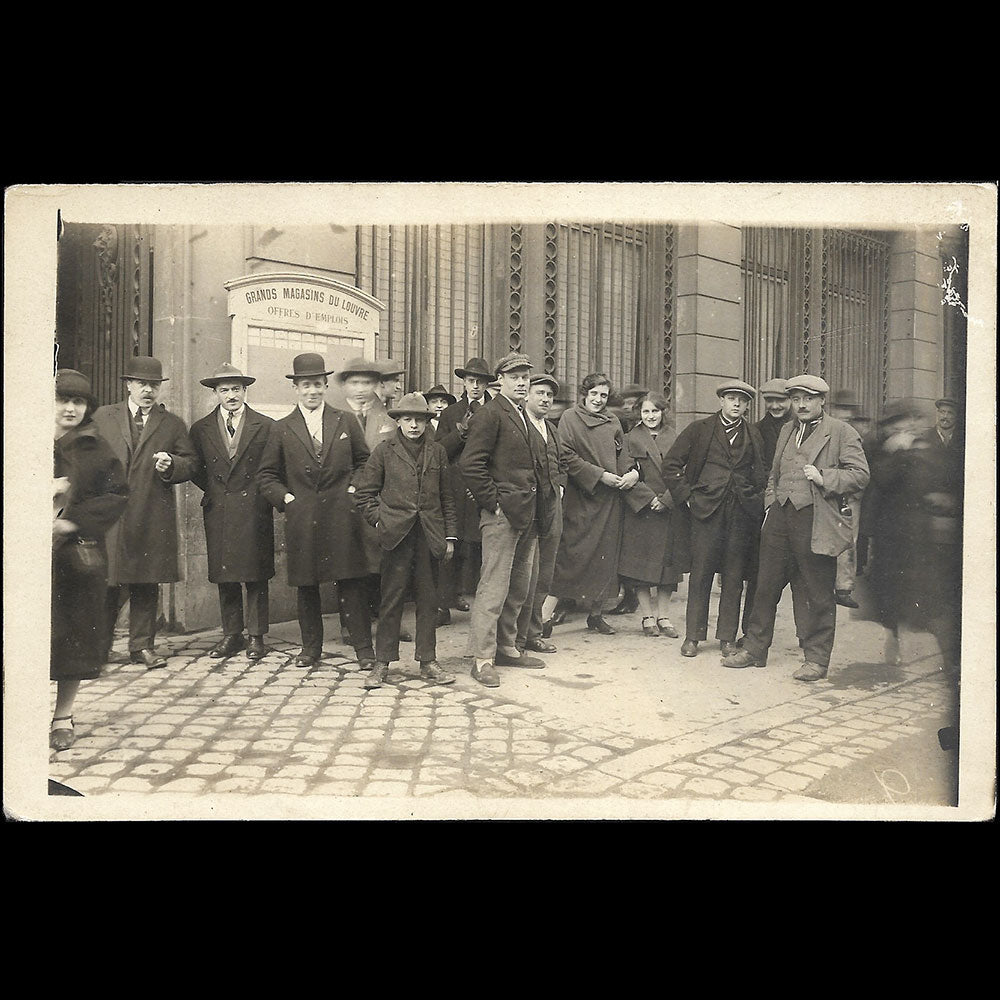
[257,404,370,586]
[189,405,275,583]
[90,402,198,585]
[618,423,684,587]
[52,425,129,679]
[550,404,633,605]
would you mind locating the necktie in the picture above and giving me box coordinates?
[796,419,820,448]
[312,432,322,458]
[226,412,236,437]
[131,408,144,448]
[721,416,741,447]
[357,409,367,431]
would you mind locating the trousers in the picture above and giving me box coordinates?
[218,581,269,636]
[106,583,159,652]
[517,492,562,646]
[298,577,373,661]
[376,521,439,664]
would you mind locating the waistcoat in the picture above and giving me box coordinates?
[775,431,814,509]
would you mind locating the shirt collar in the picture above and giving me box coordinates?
[720,412,742,428]
[223,405,245,422]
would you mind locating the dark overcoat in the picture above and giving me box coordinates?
[550,404,633,604]
[257,403,370,586]
[436,391,494,541]
[619,423,684,586]
[189,405,275,583]
[91,401,198,585]
[459,393,540,532]
[354,430,458,559]
[52,424,129,679]
[354,397,399,573]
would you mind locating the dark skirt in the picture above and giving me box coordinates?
[51,544,108,681]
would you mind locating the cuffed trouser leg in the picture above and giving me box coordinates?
[127,584,159,652]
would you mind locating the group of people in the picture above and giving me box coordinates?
[50,349,964,751]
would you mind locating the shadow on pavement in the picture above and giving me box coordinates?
[826,661,906,691]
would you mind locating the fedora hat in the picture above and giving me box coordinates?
[335,357,382,383]
[121,355,168,382]
[424,384,457,405]
[454,357,492,380]
[376,358,406,379]
[387,392,435,419]
[200,362,255,388]
[716,378,756,400]
[55,369,97,412]
[285,353,335,380]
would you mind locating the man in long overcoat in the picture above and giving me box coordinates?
[92,355,198,669]
[662,379,768,659]
[550,373,639,636]
[257,353,373,669]
[725,374,870,681]
[189,363,275,660]
[435,356,495,619]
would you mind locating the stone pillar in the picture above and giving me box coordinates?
[887,228,945,403]
[674,223,744,427]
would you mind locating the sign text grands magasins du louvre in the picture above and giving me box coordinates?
[244,284,373,326]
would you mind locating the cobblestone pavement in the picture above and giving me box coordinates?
[47,600,961,809]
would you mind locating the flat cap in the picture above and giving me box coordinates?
[759,378,789,397]
[785,374,830,395]
[494,352,534,375]
[530,373,559,392]
[716,378,756,399]
[935,397,959,408]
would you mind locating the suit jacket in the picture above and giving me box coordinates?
[662,412,767,521]
[525,415,567,536]
[766,412,870,557]
[459,393,540,532]
[354,431,458,559]
[91,401,198,585]
[190,405,275,583]
[257,403,370,586]
[435,391,494,541]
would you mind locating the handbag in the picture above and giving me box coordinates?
[63,537,107,576]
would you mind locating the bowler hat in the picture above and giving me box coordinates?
[454,357,492,380]
[935,397,959,409]
[620,382,648,399]
[376,358,405,379]
[424,384,457,405]
[831,388,861,409]
[336,357,382,383]
[286,353,335,380]
[121,355,168,382]
[388,392,435,419]
[55,369,97,411]
[716,378,756,400]
[494,352,534,375]
[785,374,830,395]
[530,373,560,393]
[759,378,789,397]
[200,362,255,388]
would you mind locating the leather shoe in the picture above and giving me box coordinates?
[295,653,318,668]
[471,662,501,687]
[793,660,828,681]
[680,640,699,657]
[364,661,389,689]
[495,650,545,668]
[541,618,554,639]
[550,609,568,626]
[524,637,557,653]
[723,648,766,669]
[246,636,267,660]
[657,619,680,639]
[453,597,471,612]
[209,634,246,658]
[49,717,75,751]
[420,661,455,685]
[835,590,860,609]
[399,629,413,642]
[586,614,616,635]
[106,649,131,665]
[720,640,740,657]
[130,648,167,669]
[436,608,452,627]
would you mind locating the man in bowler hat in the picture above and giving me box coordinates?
[188,363,275,660]
[92,355,198,668]
[725,374,870,680]
[257,353,375,669]
[662,379,767,659]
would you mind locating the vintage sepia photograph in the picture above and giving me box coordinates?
[4,181,996,822]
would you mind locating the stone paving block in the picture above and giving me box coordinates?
[213,740,251,752]
[889,723,924,736]
[109,777,154,792]
[70,736,119,750]
[668,761,712,775]
[180,725,224,739]
[766,728,806,741]
[824,726,864,738]
[763,770,816,792]
[251,739,295,753]
[434,716,471,729]
[134,724,178,737]
[131,763,178,776]
[90,724,137,737]
[619,781,670,799]
[334,754,371,766]
[147,749,192,763]
[684,777,731,796]
[713,768,761,786]
[837,745,875,759]
[186,763,226,776]
[850,736,892,750]
[732,785,780,801]
[197,753,239,765]
[504,768,553,789]
[865,713,903,724]
[324,766,367,780]
[311,717,351,730]
[311,781,360,796]
[361,781,410,796]
[275,765,321,779]
[471,740,509,754]
[387,732,429,746]
[638,770,687,790]
[697,752,740,767]
[800,716,836,729]
[472,727,509,741]
[811,753,853,768]
[736,757,784,776]
[490,704,526,717]
[783,723,827,735]
[744,736,783,750]
[161,738,205,751]
[93,748,147,763]
[717,744,760,759]
[159,778,209,793]
[760,748,807,764]
[259,778,309,794]
[806,731,851,746]
[419,766,464,783]
[538,755,588,775]
[786,761,830,779]
[839,719,882,731]
[79,762,129,777]
[573,745,616,763]
[225,765,268,778]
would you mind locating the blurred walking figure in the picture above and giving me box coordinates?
[618,394,684,639]
[51,370,128,750]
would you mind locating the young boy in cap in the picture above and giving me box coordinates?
[662,378,767,659]
[424,384,456,434]
[354,392,458,688]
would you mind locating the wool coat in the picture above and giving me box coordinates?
[52,424,129,679]
[354,429,458,559]
[550,404,634,604]
[436,391,494,541]
[459,393,541,533]
[765,412,870,558]
[618,423,684,586]
[257,404,371,586]
[189,405,275,583]
[91,401,198,585]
